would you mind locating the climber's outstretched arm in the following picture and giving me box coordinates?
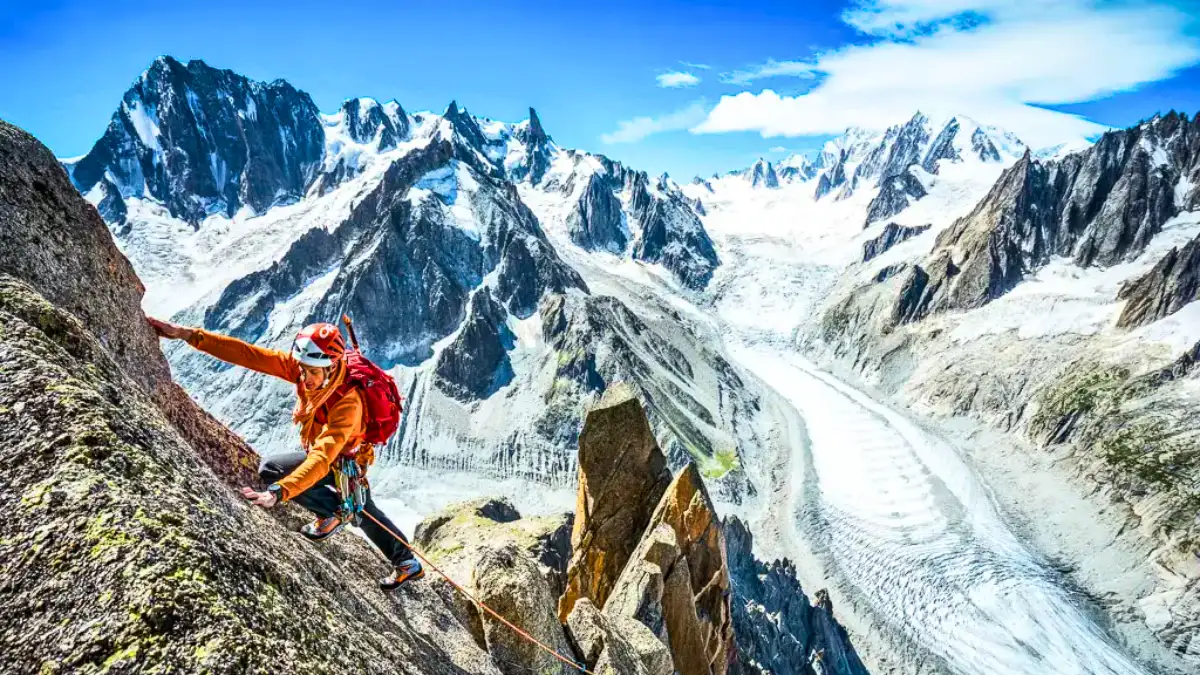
[147,317,300,383]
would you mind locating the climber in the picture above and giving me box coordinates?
[146,317,424,592]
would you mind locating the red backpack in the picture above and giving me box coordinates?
[335,349,403,449]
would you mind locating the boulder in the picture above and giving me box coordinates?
[567,599,657,675]
[414,498,576,675]
[560,383,672,621]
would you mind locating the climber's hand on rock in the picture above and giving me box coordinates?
[241,487,278,508]
[147,316,195,341]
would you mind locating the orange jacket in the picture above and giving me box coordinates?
[186,329,365,501]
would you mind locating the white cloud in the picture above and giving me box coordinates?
[694,1,1200,147]
[681,61,712,70]
[721,59,817,85]
[769,146,788,153]
[657,71,701,88]
[602,101,709,144]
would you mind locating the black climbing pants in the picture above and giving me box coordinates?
[260,451,414,567]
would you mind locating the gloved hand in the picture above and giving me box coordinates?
[241,486,279,508]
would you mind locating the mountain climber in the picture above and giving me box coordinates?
[146,317,424,591]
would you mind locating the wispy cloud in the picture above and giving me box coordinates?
[720,59,817,85]
[657,71,701,88]
[695,0,1200,147]
[602,101,709,144]
[769,146,788,153]
[681,61,712,70]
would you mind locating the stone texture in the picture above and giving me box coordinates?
[434,289,516,400]
[642,464,736,675]
[724,517,869,675]
[567,172,628,253]
[865,171,927,226]
[415,498,575,623]
[560,383,673,621]
[567,599,654,675]
[0,118,258,487]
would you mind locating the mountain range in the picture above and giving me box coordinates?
[57,55,1200,674]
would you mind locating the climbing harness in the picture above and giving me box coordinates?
[333,456,370,526]
[361,510,592,674]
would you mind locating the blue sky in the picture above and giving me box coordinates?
[2,0,1200,179]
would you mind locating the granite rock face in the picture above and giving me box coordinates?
[724,518,870,675]
[864,171,927,226]
[434,289,516,401]
[0,118,258,486]
[70,56,325,224]
[560,384,673,621]
[568,172,629,253]
[1117,233,1200,327]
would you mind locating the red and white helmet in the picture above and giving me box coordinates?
[291,322,346,367]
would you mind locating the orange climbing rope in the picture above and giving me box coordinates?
[360,510,592,674]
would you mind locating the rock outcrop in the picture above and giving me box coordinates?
[604,465,736,675]
[1117,233,1200,327]
[0,118,257,487]
[434,289,516,400]
[512,107,554,186]
[861,223,932,263]
[724,518,869,675]
[864,172,927,226]
[70,56,325,224]
[568,173,629,253]
[414,498,576,675]
[560,384,673,621]
[742,159,779,189]
[339,97,408,149]
[628,173,720,290]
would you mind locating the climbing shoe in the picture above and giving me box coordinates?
[379,560,425,592]
[300,516,345,541]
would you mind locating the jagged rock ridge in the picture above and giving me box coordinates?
[884,112,1200,323]
[70,56,325,224]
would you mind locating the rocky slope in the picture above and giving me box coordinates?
[3,116,867,673]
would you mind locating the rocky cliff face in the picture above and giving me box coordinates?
[861,223,931,263]
[561,385,673,620]
[1117,232,1200,327]
[724,518,869,675]
[69,56,325,224]
[876,113,1200,323]
[0,119,257,487]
